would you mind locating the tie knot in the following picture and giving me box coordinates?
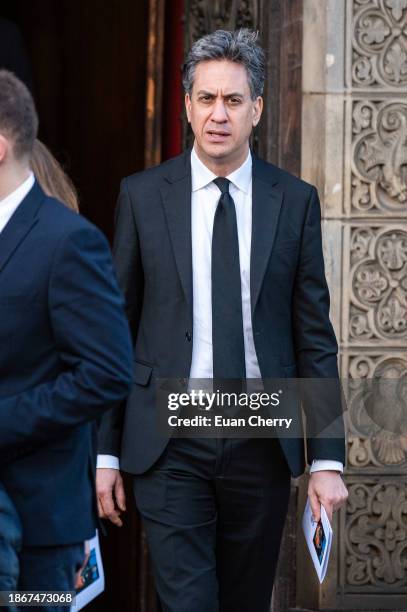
[213,177,230,195]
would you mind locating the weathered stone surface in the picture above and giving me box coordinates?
[301,0,407,609]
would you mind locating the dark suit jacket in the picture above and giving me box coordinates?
[0,181,133,546]
[98,150,345,477]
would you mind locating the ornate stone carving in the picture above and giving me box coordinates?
[345,480,407,589]
[304,1,407,609]
[351,100,407,214]
[346,354,407,468]
[185,0,258,48]
[352,0,407,88]
[349,226,407,342]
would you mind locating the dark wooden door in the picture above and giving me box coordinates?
[0,2,157,611]
[0,0,148,241]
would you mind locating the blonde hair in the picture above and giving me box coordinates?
[31,139,79,212]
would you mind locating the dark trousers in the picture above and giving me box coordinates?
[16,543,84,612]
[134,437,291,612]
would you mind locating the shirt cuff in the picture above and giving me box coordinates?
[96,454,120,470]
[310,459,343,473]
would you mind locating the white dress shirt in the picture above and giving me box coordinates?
[190,147,260,380]
[0,172,35,233]
[97,149,343,474]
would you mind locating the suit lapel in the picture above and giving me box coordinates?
[160,151,193,315]
[0,181,44,275]
[250,157,283,314]
[159,151,283,317]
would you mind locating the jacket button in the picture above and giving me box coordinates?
[185,331,192,342]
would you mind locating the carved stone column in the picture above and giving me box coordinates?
[299,1,407,610]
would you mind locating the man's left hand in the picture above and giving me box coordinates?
[308,471,348,523]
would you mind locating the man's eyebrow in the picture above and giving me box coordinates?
[195,90,245,98]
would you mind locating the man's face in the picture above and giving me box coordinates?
[185,59,263,166]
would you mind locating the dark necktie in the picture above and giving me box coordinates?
[212,177,246,386]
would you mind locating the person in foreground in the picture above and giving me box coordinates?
[0,137,81,607]
[0,70,133,611]
[97,29,348,612]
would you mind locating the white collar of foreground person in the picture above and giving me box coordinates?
[0,171,35,233]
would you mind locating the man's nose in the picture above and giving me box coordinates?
[210,99,228,122]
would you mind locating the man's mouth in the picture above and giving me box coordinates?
[206,130,231,140]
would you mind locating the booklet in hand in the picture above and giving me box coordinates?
[302,499,333,583]
[71,530,105,611]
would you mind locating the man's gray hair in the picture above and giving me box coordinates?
[182,29,265,100]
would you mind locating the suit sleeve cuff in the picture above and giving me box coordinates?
[310,459,343,473]
[96,454,120,470]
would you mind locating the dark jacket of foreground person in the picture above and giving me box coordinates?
[0,181,133,546]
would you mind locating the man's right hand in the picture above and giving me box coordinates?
[96,468,126,527]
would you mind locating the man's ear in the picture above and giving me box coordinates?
[252,96,263,127]
[0,135,8,164]
[185,93,192,123]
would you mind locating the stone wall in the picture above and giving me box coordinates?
[300,1,407,609]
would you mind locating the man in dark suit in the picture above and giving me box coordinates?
[97,29,348,612]
[0,70,133,608]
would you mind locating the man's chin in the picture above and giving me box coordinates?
[199,142,234,160]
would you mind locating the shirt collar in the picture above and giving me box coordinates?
[191,147,252,194]
[0,171,35,208]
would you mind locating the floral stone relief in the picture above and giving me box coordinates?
[349,226,407,341]
[353,0,407,88]
[352,100,407,213]
[345,479,407,588]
